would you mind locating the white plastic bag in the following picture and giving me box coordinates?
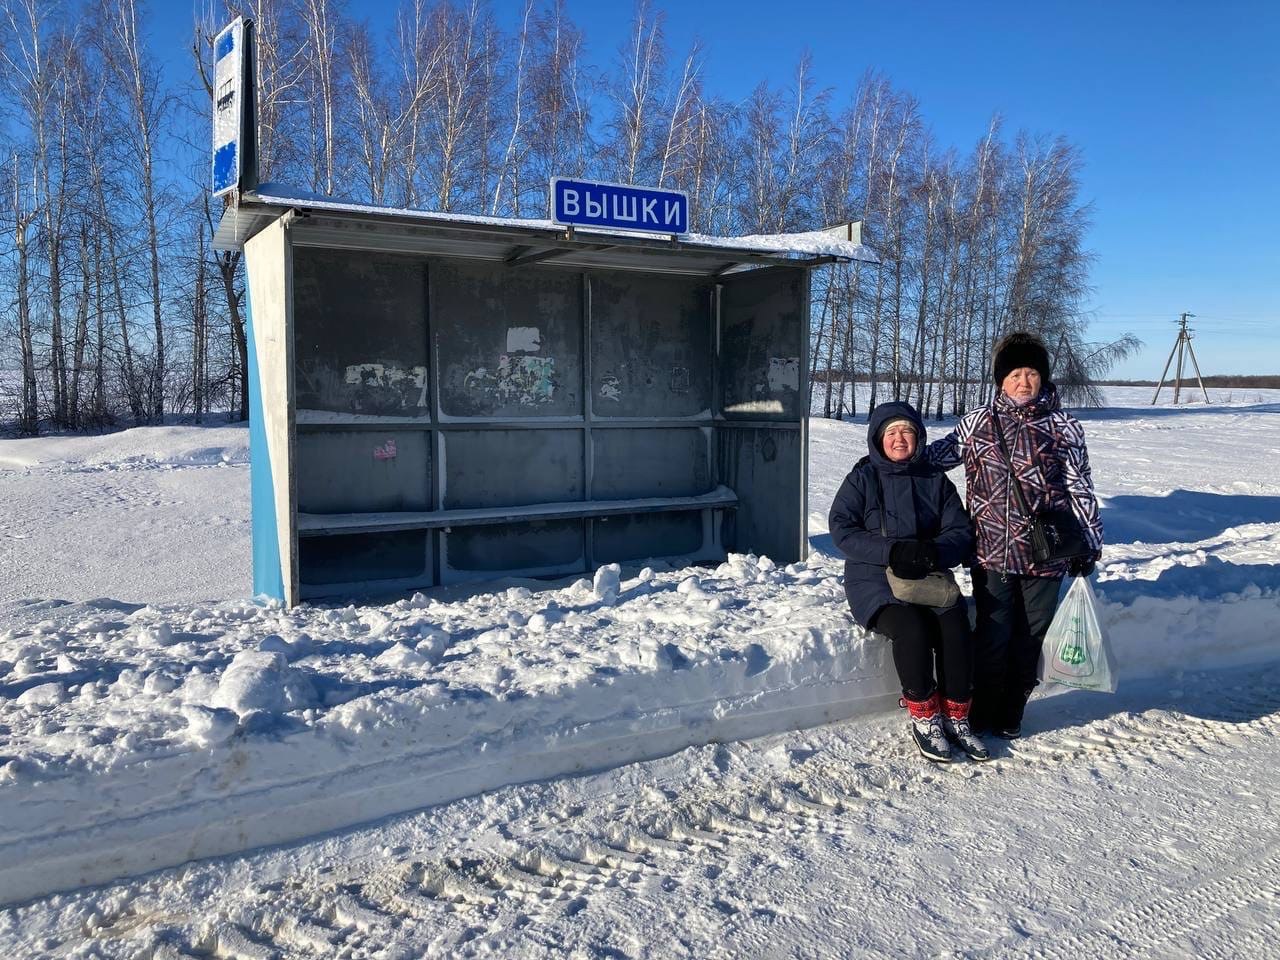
[1039,577,1117,693]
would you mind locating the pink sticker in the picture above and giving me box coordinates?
[373,438,398,461]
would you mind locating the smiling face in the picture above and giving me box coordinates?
[1001,367,1043,403]
[881,422,918,462]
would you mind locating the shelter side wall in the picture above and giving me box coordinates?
[716,426,804,563]
[717,267,809,563]
[245,219,297,604]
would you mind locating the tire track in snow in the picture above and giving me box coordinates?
[990,842,1280,959]
[999,679,1280,776]
[38,682,1280,960]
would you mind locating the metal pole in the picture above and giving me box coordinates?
[1173,328,1186,405]
[1185,334,1210,403]
[1151,329,1181,404]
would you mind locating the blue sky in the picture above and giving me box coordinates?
[152,1,1279,377]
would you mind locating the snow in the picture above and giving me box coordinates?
[0,387,1278,957]
[246,183,880,263]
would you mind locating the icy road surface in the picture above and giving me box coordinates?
[5,665,1279,958]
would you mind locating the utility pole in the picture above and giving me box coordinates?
[1152,312,1210,405]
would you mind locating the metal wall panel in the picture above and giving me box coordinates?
[292,248,429,417]
[299,530,430,585]
[717,427,804,564]
[720,267,806,420]
[441,429,583,509]
[432,260,583,419]
[592,511,704,563]
[591,427,710,499]
[442,520,584,574]
[296,430,430,513]
[589,271,712,418]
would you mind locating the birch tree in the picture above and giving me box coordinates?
[296,0,345,196]
[100,0,169,420]
[607,0,664,185]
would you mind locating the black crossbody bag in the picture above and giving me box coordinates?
[993,417,1091,563]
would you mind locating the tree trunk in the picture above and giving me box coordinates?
[219,250,249,422]
[15,206,38,435]
[69,226,91,428]
[92,229,107,426]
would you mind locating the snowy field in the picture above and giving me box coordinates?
[1,387,1278,958]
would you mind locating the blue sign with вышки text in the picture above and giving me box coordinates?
[211,17,245,197]
[551,177,688,235]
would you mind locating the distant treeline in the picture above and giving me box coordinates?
[1100,376,1280,389]
[823,372,1280,390]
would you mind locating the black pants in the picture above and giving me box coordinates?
[971,567,1063,727]
[870,603,971,703]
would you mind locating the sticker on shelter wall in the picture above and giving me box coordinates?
[767,357,801,392]
[506,327,542,353]
[670,366,691,393]
[599,374,621,402]
[373,438,398,461]
[464,355,557,405]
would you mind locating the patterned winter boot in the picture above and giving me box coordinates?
[903,692,952,763]
[943,699,991,762]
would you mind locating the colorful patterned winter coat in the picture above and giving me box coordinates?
[925,385,1103,578]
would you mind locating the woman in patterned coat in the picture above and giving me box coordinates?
[926,331,1104,738]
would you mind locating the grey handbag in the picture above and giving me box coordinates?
[867,466,961,608]
[885,567,961,608]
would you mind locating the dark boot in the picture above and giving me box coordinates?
[969,685,1000,733]
[942,698,991,761]
[904,692,952,763]
[992,686,1033,740]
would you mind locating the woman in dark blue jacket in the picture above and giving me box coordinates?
[828,402,987,762]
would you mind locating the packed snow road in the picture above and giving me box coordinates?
[4,663,1279,958]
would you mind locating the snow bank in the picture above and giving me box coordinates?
[0,554,903,904]
[0,424,247,470]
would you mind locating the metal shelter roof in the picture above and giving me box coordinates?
[213,184,880,277]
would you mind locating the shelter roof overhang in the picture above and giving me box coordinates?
[213,184,880,277]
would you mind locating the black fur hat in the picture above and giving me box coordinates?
[992,331,1051,387]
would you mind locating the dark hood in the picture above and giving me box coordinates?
[866,401,927,472]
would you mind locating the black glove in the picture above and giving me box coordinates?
[889,541,939,580]
[1068,553,1099,578]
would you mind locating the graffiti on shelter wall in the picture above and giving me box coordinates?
[295,360,429,414]
[344,364,430,407]
[372,438,398,461]
[464,355,557,406]
[599,374,621,402]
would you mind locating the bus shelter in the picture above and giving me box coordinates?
[214,187,876,605]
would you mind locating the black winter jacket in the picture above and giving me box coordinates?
[828,402,974,628]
